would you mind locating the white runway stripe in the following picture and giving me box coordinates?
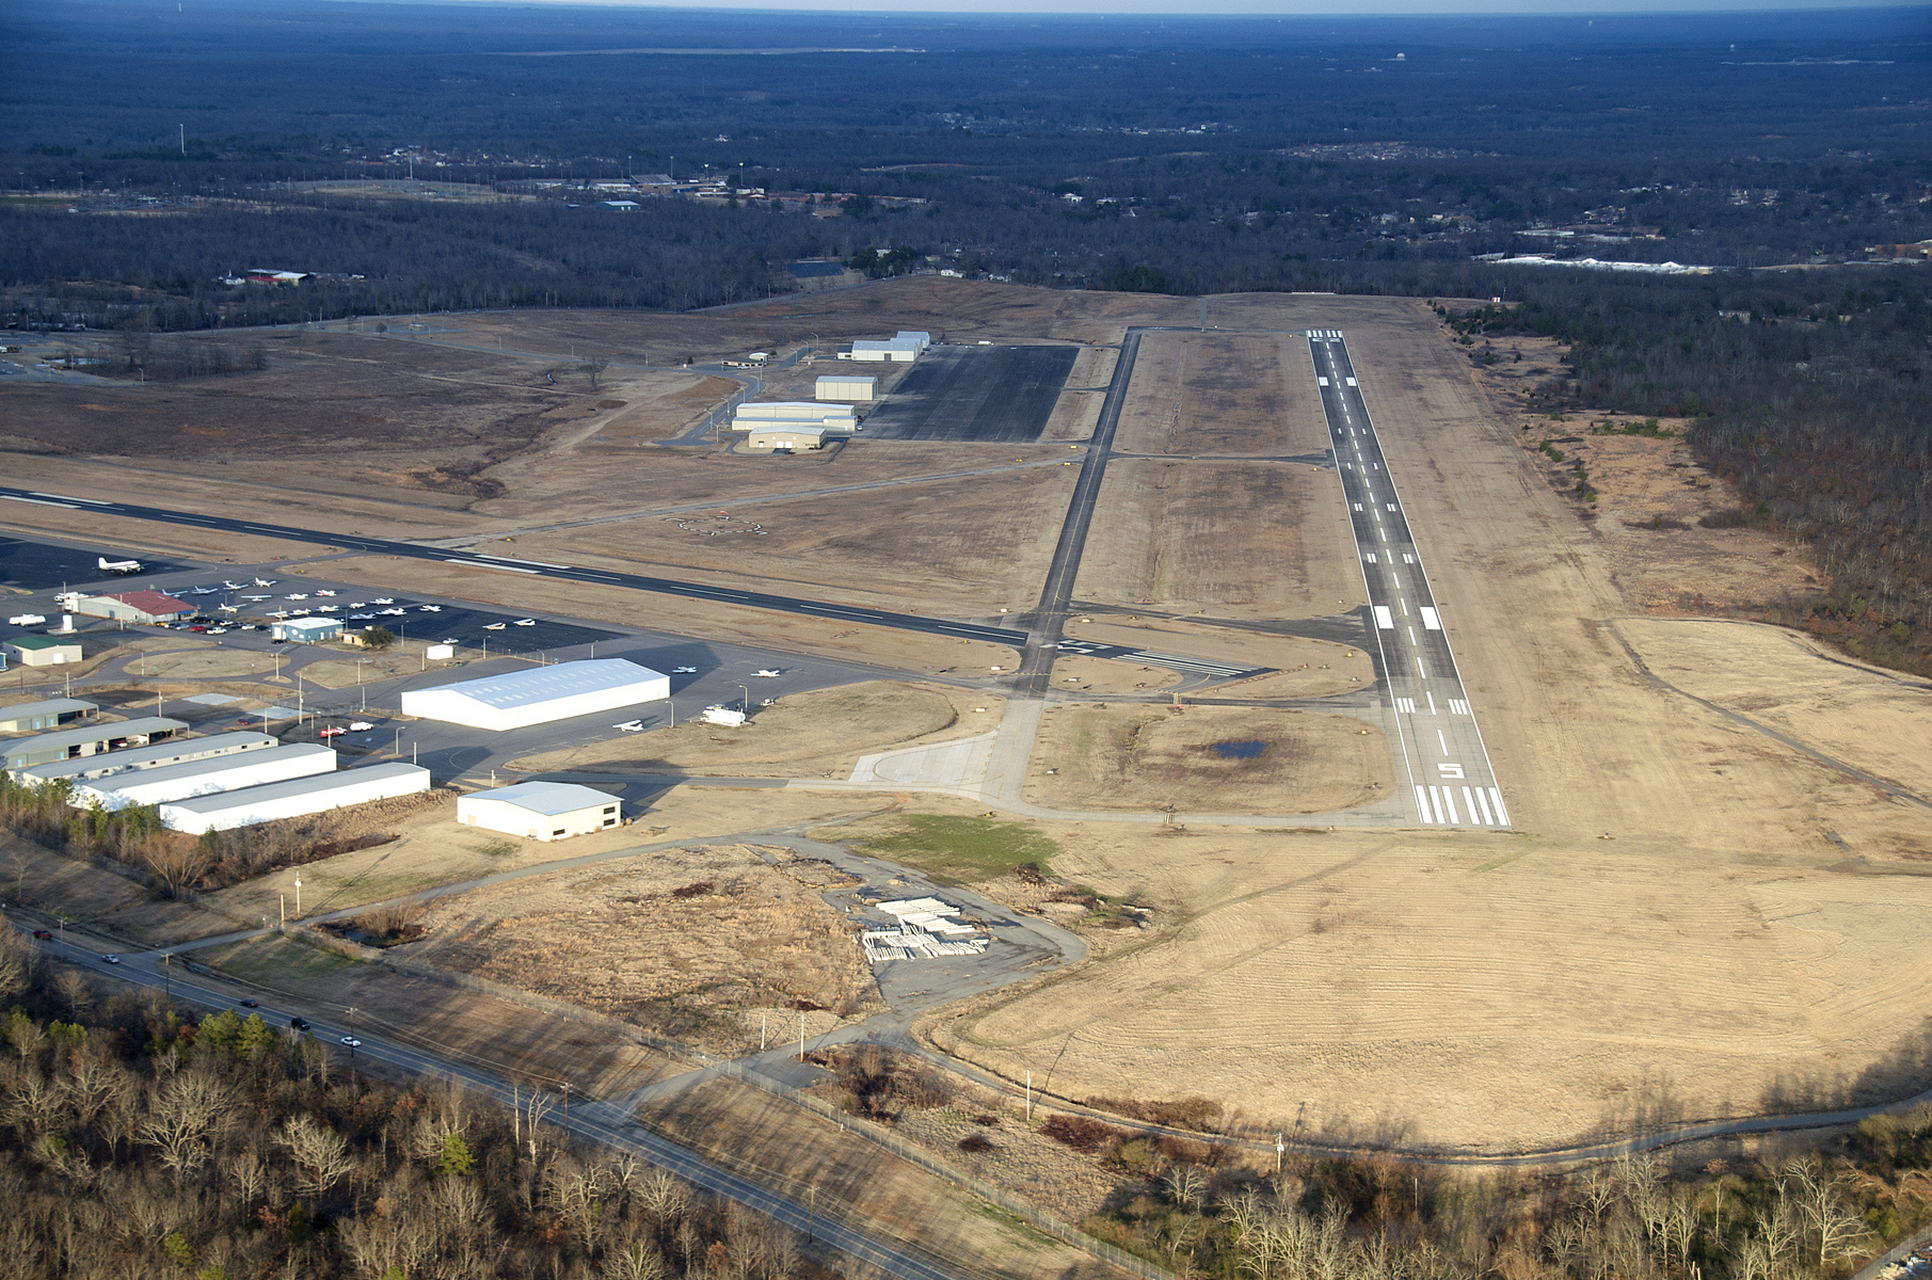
[1441,786,1459,824]
[1489,788,1510,826]
[1472,787,1495,825]
[1416,786,1434,823]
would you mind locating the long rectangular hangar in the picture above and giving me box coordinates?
[160,762,432,833]
[71,743,337,811]
[401,659,670,732]
[15,731,277,788]
[0,698,96,734]
[2,716,187,770]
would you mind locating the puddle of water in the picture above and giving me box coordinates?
[1211,740,1268,759]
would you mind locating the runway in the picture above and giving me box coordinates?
[1308,331,1512,829]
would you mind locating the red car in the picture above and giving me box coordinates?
[31,929,52,940]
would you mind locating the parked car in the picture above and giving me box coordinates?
[31,929,51,940]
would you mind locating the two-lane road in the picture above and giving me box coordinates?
[1309,332,1511,829]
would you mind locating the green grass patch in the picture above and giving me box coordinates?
[854,815,1058,884]
[971,1201,1059,1250]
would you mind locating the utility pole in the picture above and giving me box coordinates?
[293,876,301,916]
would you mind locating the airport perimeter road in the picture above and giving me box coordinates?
[1308,332,1511,829]
[13,924,977,1280]
[0,484,1026,649]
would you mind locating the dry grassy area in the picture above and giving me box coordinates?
[1024,703,1390,814]
[1112,332,1322,456]
[1039,345,1119,442]
[1076,460,1361,619]
[507,450,1078,616]
[404,843,880,1056]
[511,681,1002,778]
[1062,617,1371,688]
[639,1077,1129,1280]
[193,931,684,1098]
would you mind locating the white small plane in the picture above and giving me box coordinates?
[441,638,459,645]
[285,593,308,600]
[252,578,276,587]
[267,610,290,619]
[222,580,246,591]
[189,586,218,595]
[512,618,536,627]
[98,556,142,574]
[380,608,406,616]
[241,594,270,601]
[314,589,336,597]
[754,669,782,678]
[315,605,340,612]
[483,621,506,631]
[349,612,376,620]
[613,720,646,733]
[347,601,366,608]
[7,614,47,626]
[673,665,697,674]
[373,598,394,605]
[417,605,441,613]
[218,603,240,613]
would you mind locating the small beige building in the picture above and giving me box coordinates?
[456,781,622,841]
[744,423,833,451]
[815,374,876,402]
[5,636,83,667]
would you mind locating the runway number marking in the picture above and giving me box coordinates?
[1437,760,1464,779]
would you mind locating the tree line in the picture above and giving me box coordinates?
[0,933,808,1280]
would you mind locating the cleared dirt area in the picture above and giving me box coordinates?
[1076,460,1362,619]
[1047,655,1182,695]
[1039,345,1119,442]
[1025,703,1390,815]
[512,681,1004,778]
[403,843,880,1056]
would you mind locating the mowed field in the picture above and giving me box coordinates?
[928,290,1932,1151]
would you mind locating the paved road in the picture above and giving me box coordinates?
[1309,332,1511,830]
[0,484,1027,648]
[11,922,976,1280]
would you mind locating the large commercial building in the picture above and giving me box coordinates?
[457,781,622,841]
[0,698,95,735]
[15,731,277,788]
[2,717,187,771]
[401,659,670,732]
[71,743,337,811]
[159,762,432,833]
[815,374,876,402]
[66,591,192,625]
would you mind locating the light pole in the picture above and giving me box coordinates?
[738,684,749,712]
[293,875,301,917]
[357,658,370,710]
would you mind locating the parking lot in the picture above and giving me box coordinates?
[858,344,1078,442]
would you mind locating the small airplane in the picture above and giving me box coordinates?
[372,598,394,605]
[347,601,366,608]
[98,556,142,574]
[267,610,290,619]
[253,578,276,587]
[441,638,459,645]
[512,618,536,627]
[314,589,336,597]
[285,593,308,600]
[189,586,218,595]
[349,612,375,620]
[483,621,506,631]
[315,605,340,613]
[754,669,782,678]
[218,603,240,613]
[673,665,697,674]
[222,580,246,591]
[613,720,646,732]
[417,604,441,613]
[240,594,270,602]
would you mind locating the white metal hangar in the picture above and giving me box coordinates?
[400,659,670,732]
[70,743,338,811]
[159,762,432,833]
[457,781,622,841]
[815,374,876,402]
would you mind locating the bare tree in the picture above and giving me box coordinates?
[603,1241,667,1280]
[52,970,93,1022]
[141,1070,232,1181]
[279,1114,354,1197]
[1784,1155,1869,1269]
[1163,1162,1208,1213]
[582,358,610,390]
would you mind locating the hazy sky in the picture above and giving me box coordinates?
[441,0,1927,11]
